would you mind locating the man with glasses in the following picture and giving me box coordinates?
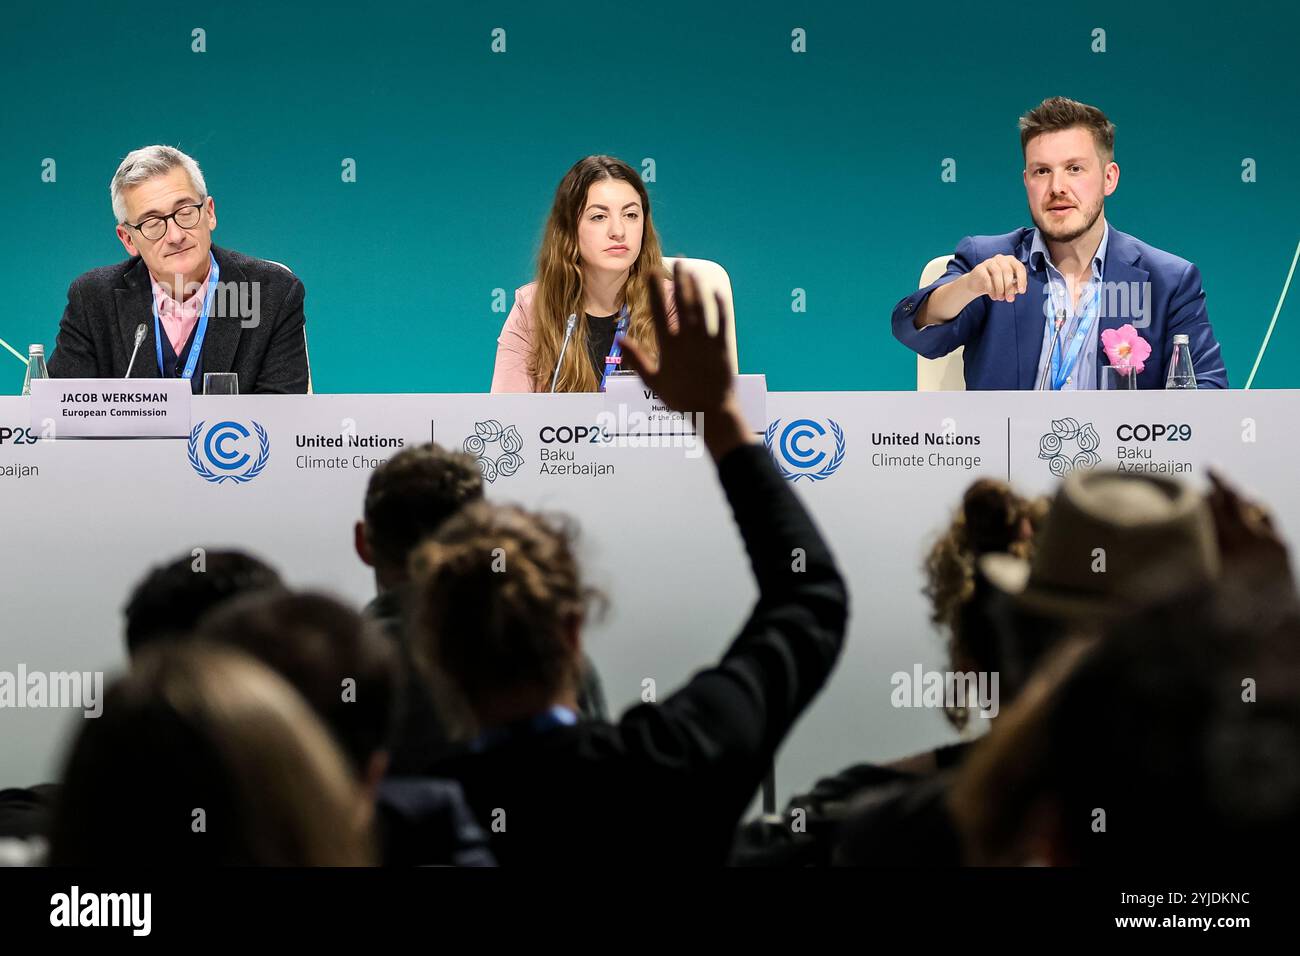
[47,145,309,393]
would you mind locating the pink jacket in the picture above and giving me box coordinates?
[490,279,678,392]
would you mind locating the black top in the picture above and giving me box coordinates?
[374,777,497,866]
[365,588,456,775]
[832,771,964,867]
[584,312,621,382]
[426,443,849,866]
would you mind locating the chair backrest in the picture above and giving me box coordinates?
[916,255,966,391]
[662,257,739,373]
[302,327,314,395]
[265,260,312,394]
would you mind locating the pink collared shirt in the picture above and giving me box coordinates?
[149,268,211,356]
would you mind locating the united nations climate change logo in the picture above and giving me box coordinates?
[464,419,523,483]
[1039,417,1101,477]
[765,418,845,482]
[189,420,271,484]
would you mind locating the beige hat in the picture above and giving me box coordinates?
[980,469,1220,620]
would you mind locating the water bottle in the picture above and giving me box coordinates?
[21,344,48,396]
[1165,334,1197,390]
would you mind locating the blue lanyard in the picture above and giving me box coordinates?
[1045,275,1100,390]
[469,705,578,753]
[599,306,630,392]
[153,252,219,380]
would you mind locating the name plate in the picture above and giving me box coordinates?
[602,373,767,435]
[29,379,192,438]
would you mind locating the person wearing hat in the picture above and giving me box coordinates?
[951,493,1300,867]
[979,468,1221,698]
[831,469,1222,867]
[982,470,1219,612]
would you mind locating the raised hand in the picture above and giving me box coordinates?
[618,262,751,460]
[619,261,735,416]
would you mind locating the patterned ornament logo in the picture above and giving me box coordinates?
[764,418,846,481]
[1038,417,1101,477]
[464,419,523,483]
[189,420,271,484]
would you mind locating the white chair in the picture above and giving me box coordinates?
[915,254,965,391]
[266,260,312,394]
[302,327,314,395]
[663,256,739,373]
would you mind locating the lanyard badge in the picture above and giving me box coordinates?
[600,306,631,392]
[1045,277,1100,390]
[153,251,220,380]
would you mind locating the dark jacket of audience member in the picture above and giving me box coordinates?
[417,443,848,866]
[732,742,970,867]
[357,443,608,776]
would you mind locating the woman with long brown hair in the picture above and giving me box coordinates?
[491,155,676,392]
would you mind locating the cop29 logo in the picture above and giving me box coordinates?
[189,420,271,484]
[464,419,523,483]
[765,418,845,482]
[1038,417,1101,477]
[0,426,39,446]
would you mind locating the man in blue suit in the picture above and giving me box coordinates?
[892,97,1227,390]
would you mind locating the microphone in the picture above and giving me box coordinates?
[1036,312,1066,391]
[550,314,577,393]
[123,323,147,379]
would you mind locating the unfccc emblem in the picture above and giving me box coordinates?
[189,420,271,484]
[765,418,845,482]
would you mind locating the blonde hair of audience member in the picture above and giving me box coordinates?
[51,644,375,866]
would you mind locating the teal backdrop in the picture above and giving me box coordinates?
[1,0,1296,392]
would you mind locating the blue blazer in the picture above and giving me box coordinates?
[891,227,1228,389]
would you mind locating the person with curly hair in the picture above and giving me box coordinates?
[732,478,1046,867]
[922,478,1047,731]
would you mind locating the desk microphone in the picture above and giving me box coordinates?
[550,314,577,393]
[124,323,147,379]
[1036,312,1066,391]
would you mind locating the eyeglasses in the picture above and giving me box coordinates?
[125,201,206,242]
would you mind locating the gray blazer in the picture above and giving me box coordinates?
[47,245,309,394]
